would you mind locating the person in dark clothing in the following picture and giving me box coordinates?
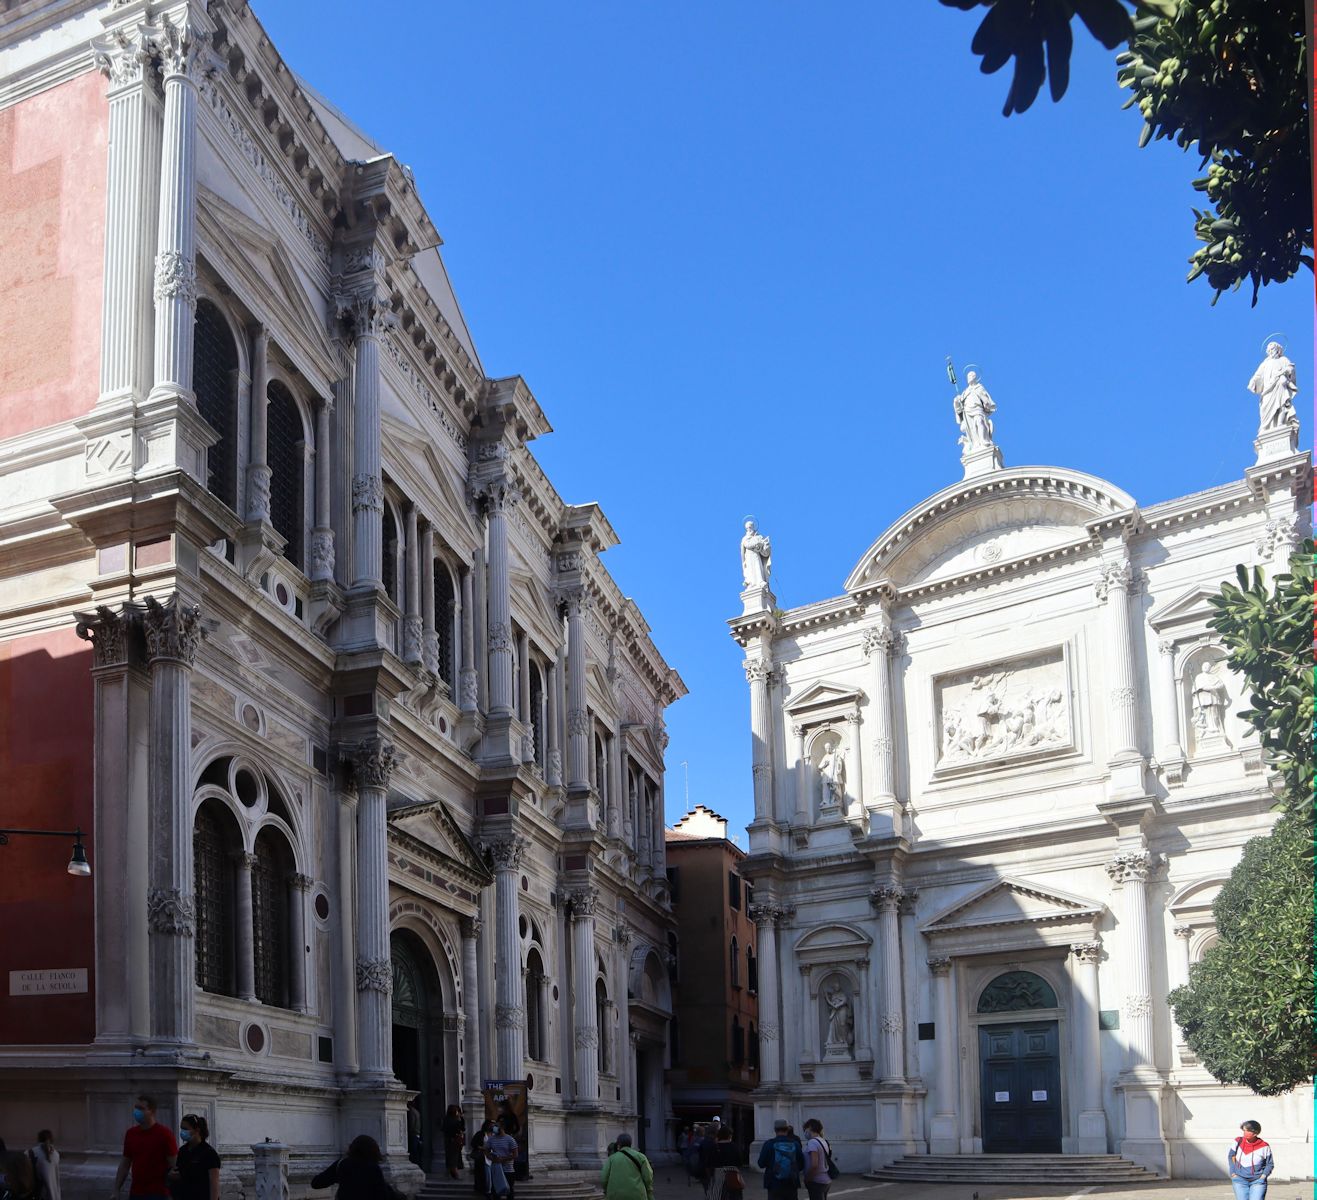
[469,1122,493,1196]
[708,1127,747,1200]
[170,1116,220,1200]
[756,1120,804,1200]
[442,1107,466,1181]
[311,1136,394,1200]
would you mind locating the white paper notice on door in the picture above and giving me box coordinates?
[994,1091,1009,1102]
[1032,1090,1048,1101]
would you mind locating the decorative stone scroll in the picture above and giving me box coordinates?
[355,956,393,994]
[147,887,195,935]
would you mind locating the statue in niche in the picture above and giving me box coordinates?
[1191,659,1231,745]
[953,370,997,451]
[818,740,846,808]
[823,984,854,1056]
[740,519,772,589]
[1248,342,1300,434]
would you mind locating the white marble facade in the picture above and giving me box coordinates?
[731,371,1311,1179]
[0,0,682,1194]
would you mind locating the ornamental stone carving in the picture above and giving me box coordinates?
[495,1004,525,1030]
[75,604,134,669]
[487,622,512,653]
[290,873,314,892]
[758,1022,780,1042]
[351,473,383,513]
[154,14,209,80]
[614,924,633,946]
[1110,685,1136,709]
[355,956,393,994]
[309,530,335,577]
[153,251,196,304]
[247,464,272,524]
[1105,849,1156,884]
[1157,638,1176,656]
[568,887,599,918]
[861,625,898,658]
[146,887,195,935]
[1094,560,1135,601]
[1255,513,1301,560]
[1123,993,1153,1018]
[574,1027,599,1050]
[1172,924,1193,940]
[567,709,590,736]
[1069,941,1103,965]
[142,595,204,666]
[927,956,953,975]
[402,615,424,663]
[880,1013,905,1033]
[92,26,154,89]
[556,550,582,574]
[869,885,906,912]
[486,837,526,871]
[743,659,770,684]
[748,902,786,927]
[339,292,394,340]
[460,670,479,709]
[936,649,1071,767]
[460,915,483,939]
[350,738,397,789]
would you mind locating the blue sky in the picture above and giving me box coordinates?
[256,1,1313,842]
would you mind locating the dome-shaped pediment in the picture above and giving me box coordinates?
[844,467,1137,594]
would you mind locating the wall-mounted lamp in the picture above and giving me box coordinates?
[0,827,92,877]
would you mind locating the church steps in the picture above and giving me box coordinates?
[419,1177,603,1200]
[866,1154,1163,1183]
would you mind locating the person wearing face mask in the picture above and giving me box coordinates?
[31,1131,61,1200]
[169,1117,219,1200]
[1229,1120,1273,1200]
[111,1096,177,1200]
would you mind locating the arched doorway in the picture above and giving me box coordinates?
[977,970,1061,1154]
[392,930,446,1170]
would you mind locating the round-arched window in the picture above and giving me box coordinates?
[977,970,1058,1014]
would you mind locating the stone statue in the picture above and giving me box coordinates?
[824,986,854,1050]
[1248,342,1299,434]
[954,371,997,451]
[1191,660,1230,743]
[740,519,772,589]
[818,741,845,807]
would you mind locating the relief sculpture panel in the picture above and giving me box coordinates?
[935,647,1073,770]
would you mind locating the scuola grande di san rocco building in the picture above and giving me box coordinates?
[730,366,1311,1179]
[0,0,685,1191]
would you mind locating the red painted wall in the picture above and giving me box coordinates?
[0,70,106,440]
[0,627,95,1044]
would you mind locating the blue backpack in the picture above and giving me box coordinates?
[769,1140,798,1186]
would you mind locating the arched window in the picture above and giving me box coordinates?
[595,978,610,1076]
[252,825,295,1007]
[977,970,1058,1014]
[731,1014,744,1065]
[382,502,399,603]
[526,947,546,1061]
[193,800,239,996]
[747,945,757,993]
[529,663,545,767]
[265,380,305,568]
[193,299,239,512]
[730,936,740,987]
[434,560,456,691]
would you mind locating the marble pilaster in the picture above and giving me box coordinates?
[351,737,397,1078]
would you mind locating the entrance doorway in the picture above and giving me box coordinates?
[392,931,446,1171]
[979,1021,1062,1153]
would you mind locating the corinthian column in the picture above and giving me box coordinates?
[246,326,271,522]
[546,659,563,787]
[1096,558,1141,762]
[351,737,397,1078]
[148,15,205,405]
[870,886,907,1083]
[927,957,957,1153]
[310,397,336,581]
[563,589,589,791]
[749,904,783,1086]
[1069,941,1108,1152]
[345,294,388,590]
[459,565,478,712]
[232,851,257,1002]
[1106,850,1156,1071]
[421,524,439,673]
[861,619,899,812]
[460,916,483,1108]
[142,594,203,1048]
[570,888,600,1105]
[745,658,773,822]
[403,504,423,664]
[483,484,516,717]
[489,837,527,1077]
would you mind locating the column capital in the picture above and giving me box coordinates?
[485,836,527,871]
[350,737,398,789]
[869,885,907,912]
[1105,848,1156,884]
[337,290,395,340]
[142,595,204,666]
[1069,940,1104,965]
[556,584,589,618]
[290,873,315,892]
[74,603,137,670]
[568,886,599,918]
[230,850,259,870]
[861,624,899,658]
[1094,559,1140,602]
[146,887,195,936]
[743,658,771,684]
[460,914,483,940]
[154,13,210,83]
[92,24,155,91]
[1157,637,1176,656]
[927,956,953,976]
[748,902,790,928]
[355,956,393,994]
[1172,924,1194,940]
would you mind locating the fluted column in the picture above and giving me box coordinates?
[289,873,311,1013]
[336,789,359,1073]
[861,621,899,809]
[615,927,634,1109]
[148,16,204,405]
[233,851,258,1002]
[547,660,563,787]
[792,725,809,826]
[484,487,515,716]
[421,525,438,673]
[1171,924,1194,1064]
[352,737,397,1078]
[564,589,589,790]
[143,594,202,1048]
[606,732,621,838]
[460,916,484,1107]
[1106,850,1156,1070]
[346,294,387,590]
[749,904,783,1085]
[489,837,527,1077]
[92,24,161,409]
[870,886,906,1083]
[402,505,423,664]
[570,887,600,1105]
[1069,941,1108,1151]
[745,657,773,822]
[844,712,864,817]
[1154,638,1185,779]
[517,630,534,762]
[927,957,957,1153]
[1096,558,1141,761]
[246,326,271,522]
[459,566,478,712]
[310,398,335,581]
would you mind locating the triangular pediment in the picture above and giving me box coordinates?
[784,679,864,714]
[387,795,492,887]
[1148,584,1219,630]
[623,720,662,770]
[922,876,1102,935]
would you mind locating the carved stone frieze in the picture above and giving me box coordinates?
[355,956,392,994]
[147,887,195,935]
[350,737,397,789]
[153,250,196,304]
[351,473,383,513]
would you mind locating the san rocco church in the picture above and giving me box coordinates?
[730,357,1311,1179]
[0,0,683,1191]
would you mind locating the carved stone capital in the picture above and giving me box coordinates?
[1157,638,1176,657]
[1095,559,1135,601]
[1105,849,1156,885]
[927,956,953,976]
[743,659,770,685]
[350,737,397,790]
[142,595,204,666]
[460,914,483,940]
[355,956,392,994]
[748,902,786,928]
[486,837,526,871]
[1069,941,1103,965]
[869,885,906,913]
[153,250,196,305]
[338,291,394,340]
[861,624,898,658]
[146,887,195,935]
[568,886,599,918]
[230,850,259,871]
[75,604,135,670]
[154,14,210,82]
[290,873,314,892]
[1172,924,1193,940]
[93,25,154,91]
[351,473,383,514]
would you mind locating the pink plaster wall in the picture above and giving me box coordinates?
[0,70,107,439]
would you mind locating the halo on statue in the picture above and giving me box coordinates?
[961,362,982,379]
[1260,333,1287,352]
[742,513,757,526]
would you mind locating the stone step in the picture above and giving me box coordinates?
[866,1154,1161,1183]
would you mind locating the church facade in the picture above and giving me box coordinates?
[0,0,682,1192]
[731,366,1310,1179]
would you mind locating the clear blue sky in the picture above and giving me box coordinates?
[256,1,1312,843]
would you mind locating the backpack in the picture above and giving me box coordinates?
[769,1140,798,1187]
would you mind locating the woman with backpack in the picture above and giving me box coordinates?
[599,1134,653,1200]
[801,1120,834,1200]
[1228,1120,1273,1200]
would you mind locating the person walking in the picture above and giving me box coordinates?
[442,1106,466,1181]
[1228,1121,1273,1200]
[756,1120,804,1200]
[31,1131,60,1200]
[170,1117,219,1200]
[310,1135,394,1200]
[800,1120,832,1200]
[111,1095,177,1200]
[482,1124,517,1200]
[707,1126,746,1200]
[600,1134,654,1200]
[470,1122,493,1197]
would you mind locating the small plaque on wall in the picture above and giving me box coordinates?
[1099,1009,1121,1030]
[994,1091,1009,1102]
[9,969,87,996]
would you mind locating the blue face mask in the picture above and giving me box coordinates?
[132,1109,145,1124]
[180,1128,191,1142]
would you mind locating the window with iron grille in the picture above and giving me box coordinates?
[382,505,399,602]
[194,802,236,996]
[266,380,305,568]
[434,560,456,688]
[193,301,239,512]
[252,827,292,1007]
[526,948,546,1061]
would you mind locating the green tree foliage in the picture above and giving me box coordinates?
[1166,543,1315,1095]
[941,0,1312,303]
[1168,812,1314,1095]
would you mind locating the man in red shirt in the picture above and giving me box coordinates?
[111,1095,177,1200]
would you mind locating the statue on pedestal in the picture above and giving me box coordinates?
[1191,659,1230,746]
[740,519,772,589]
[954,371,997,452]
[823,985,854,1057]
[818,741,846,808]
[1248,342,1299,434]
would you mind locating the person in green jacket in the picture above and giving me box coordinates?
[600,1135,654,1200]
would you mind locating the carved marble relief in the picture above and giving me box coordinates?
[935,647,1072,769]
